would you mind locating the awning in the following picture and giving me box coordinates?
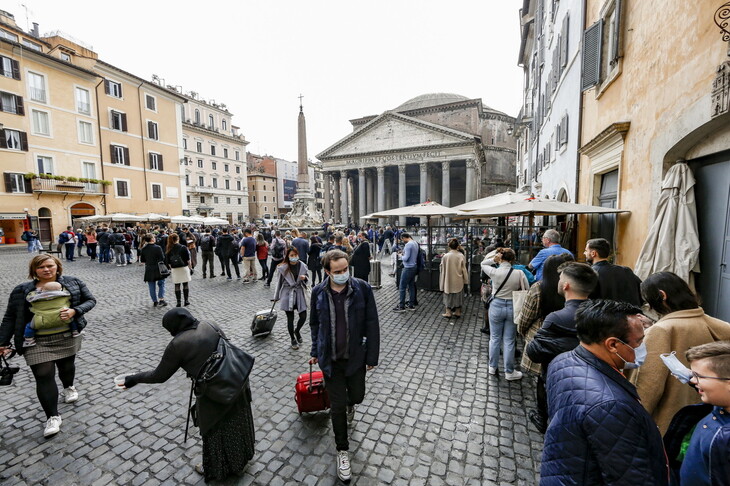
[455,198,630,218]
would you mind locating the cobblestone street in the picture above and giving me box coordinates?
[0,249,542,486]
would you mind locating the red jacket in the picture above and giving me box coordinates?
[256,243,268,260]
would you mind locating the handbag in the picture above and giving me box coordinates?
[194,322,255,405]
[157,261,170,277]
[302,282,312,305]
[512,289,529,322]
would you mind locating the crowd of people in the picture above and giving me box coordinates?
[4,221,730,485]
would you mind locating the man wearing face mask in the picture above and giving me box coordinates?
[526,262,597,433]
[539,300,669,486]
[309,249,380,483]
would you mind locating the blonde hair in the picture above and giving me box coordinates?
[28,254,63,280]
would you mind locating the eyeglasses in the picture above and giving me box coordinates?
[690,370,730,382]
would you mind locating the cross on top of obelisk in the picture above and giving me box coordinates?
[298,93,304,112]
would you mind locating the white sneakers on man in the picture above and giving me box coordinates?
[63,386,78,403]
[505,371,524,381]
[488,366,497,375]
[44,416,62,437]
[336,450,351,482]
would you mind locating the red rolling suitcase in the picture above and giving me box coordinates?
[295,364,330,414]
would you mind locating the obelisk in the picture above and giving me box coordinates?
[284,95,323,228]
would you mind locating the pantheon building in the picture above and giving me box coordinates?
[316,93,517,225]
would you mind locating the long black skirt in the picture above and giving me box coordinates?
[202,387,256,482]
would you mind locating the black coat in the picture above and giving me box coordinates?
[351,241,371,279]
[589,261,643,306]
[140,244,168,282]
[526,299,585,375]
[308,243,322,270]
[0,276,96,354]
[216,234,236,258]
[165,244,190,268]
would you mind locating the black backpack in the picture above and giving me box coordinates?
[271,239,285,260]
[200,235,214,252]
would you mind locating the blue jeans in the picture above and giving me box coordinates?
[99,244,110,263]
[488,298,517,373]
[147,280,166,303]
[64,243,76,261]
[399,266,418,306]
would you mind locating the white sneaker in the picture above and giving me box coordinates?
[336,450,351,482]
[44,416,62,437]
[63,386,78,403]
[488,366,497,375]
[505,371,523,381]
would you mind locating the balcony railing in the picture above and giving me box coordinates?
[31,177,104,194]
[29,88,47,103]
[77,102,91,114]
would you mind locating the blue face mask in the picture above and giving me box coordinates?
[660,351,692,384]
[615,339,647,369]
[289,257,299,264]
[331,271,349,285]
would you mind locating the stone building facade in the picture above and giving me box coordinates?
[246,153,278,220]
[316,93,516,225]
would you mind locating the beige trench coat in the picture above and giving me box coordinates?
[439,250,469,294]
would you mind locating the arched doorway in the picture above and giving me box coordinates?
[38,207,52,243]
[70,203,96,230]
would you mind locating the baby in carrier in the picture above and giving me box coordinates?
[24,282,80,347]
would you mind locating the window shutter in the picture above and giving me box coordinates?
[15,95,24,115]
[123,147,130,166]
[158,154,164,171]
[4,173,12,192]
[121,113,128,132]
[147,121,153,138]
[561,114,569,145]
[611,0,622,62]
[561,14,569,71]
[24,176,33,193]
[0,130,7,149]
[104,80,110,95]
[148,153,153,169]
[11,59,20,80]
[581,20,603,90]
[19,131,28,151]
[110,145,117,163]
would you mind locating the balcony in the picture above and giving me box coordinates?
[189,185,217,194]
[31,177,105,195]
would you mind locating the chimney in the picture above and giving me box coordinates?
[32,22,39,37]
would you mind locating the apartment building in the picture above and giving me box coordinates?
[246,153,278,220]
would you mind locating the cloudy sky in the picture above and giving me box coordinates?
[10,0,523,161]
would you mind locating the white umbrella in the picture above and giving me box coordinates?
[451,191,532,212]
[455,198,630,218]
[635,163,700,282]
[201,217,229,225]
[364,201,458,219]
[170,215,198,224]
[74,214,107,222]
[137,213,171,222]
[108,213,145,222]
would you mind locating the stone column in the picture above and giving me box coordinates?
[465,159,476,202]
[323,172,332,221]
[419,163,429,224]
[333,172,341,223]
[358,168,366,222]
[376,166,385,226]
[398,164,407,227]
[442,162,451,222]
[366,170,375,215]
[340,170,349,225]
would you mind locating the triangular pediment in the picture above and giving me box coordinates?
[317,111,475,160]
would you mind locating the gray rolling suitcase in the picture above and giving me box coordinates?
[251,300,277,337]
[369,260,382,289]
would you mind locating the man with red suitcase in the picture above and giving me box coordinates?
[309,249,380,483]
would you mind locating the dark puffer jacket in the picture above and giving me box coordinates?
[0,276,96,354]
[541,345,669,486]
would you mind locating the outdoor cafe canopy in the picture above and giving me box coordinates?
[455,198,630,218]
[361,201,458,220]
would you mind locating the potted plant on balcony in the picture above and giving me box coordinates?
[24,173,37,180]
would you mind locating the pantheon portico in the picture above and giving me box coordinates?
[316,93,517,225]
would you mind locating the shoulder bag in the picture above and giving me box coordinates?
[486,267,514,307]
[157,261,170,277]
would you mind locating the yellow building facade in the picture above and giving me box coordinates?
[578,0,730,318]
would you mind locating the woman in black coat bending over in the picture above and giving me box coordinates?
[140,234,168,307]
[122,308,255,481]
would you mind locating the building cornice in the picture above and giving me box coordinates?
[320,141,478,163]
[1,38,99,79]
[579,122,631,156]
[96,60,187,103]
[480,111,516,122]
[183,122,249,146]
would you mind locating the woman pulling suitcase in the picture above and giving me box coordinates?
[273,247,309,350]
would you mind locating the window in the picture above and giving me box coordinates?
[273,196,276,202]
[559,114,569,147]
[1,129,27,151]
[253,195,256,202]
[235,151,240,161]
[211,161,217,170]
[0,91,23,114]
[75,87,91,114]
[212,178,218,188]
[0,29,18,42]
[210,145,216,156]
[28,72,46,103]
[194,109,200,124]
[200,196,205,204]
[105,80,122,98]
[223,148,228,158]
[185,174,190,186]
[225,180,230,190]
[196,141,202,152]
[149,153,164,171]
[145,94,156,111]
[222,164,228,172]
[182,138,187,149]
[0,56,20,79]
[4,172,30,193]
[110,144,130,165]
[238,198,242,205]
[31,110,50,136]
[582,0,623,91]
[263,185,266,191]
[226,197,231,204]
[36,156,53,174]
[222,119,227,131]
[151,183,162,200]
[147,121,158,140]
[214,197,219,204]
[263,195,267,202]
[186,195,190,203]
[60,52,71,62]
[197,159,203,168]
[198,176,205,186]
[111,110,127,131]
[235,165,241,174]
[208,114,214,129]
[236,181,241,191]
[22,39,41,51]
[78,121,94,144]
[115,180,129,198]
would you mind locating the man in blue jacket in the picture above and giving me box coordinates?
[541,299,668,486]
[528,229,573,281]
[394,232,419,312]
[309,249,380,483]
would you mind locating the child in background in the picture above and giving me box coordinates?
[23,281,80,347]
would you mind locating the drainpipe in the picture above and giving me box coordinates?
[94,78,107,215]
[136,81,149,201]
[573,0,587,255]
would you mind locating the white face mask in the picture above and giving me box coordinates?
[331,271,349,285]
[615,339,647,369]
[660,351,692,384]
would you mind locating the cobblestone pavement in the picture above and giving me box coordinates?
[0,249,543,485]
